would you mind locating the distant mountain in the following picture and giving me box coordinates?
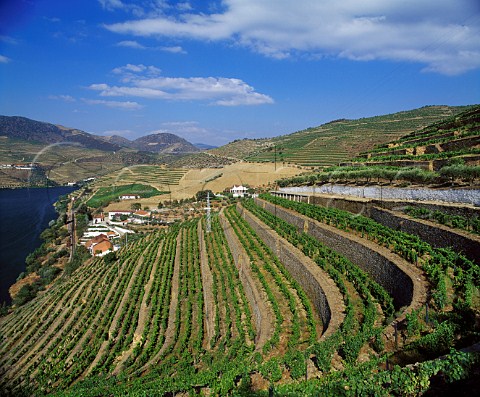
[99,134,133,148]
[132,133,200,154]
[0,116,202,155]
[194,143,217,150]
[0,116,120,152]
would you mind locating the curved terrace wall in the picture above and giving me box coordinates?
[236,204,345,338]
[273,192,480,266]
[219,211,273,348]
[370,207,480,266]
[255,198,426,313]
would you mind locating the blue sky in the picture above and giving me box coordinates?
[0,0,479,146]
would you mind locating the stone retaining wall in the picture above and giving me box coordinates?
[305,193,480,218]
[255,198,426,313]
[219,211,273,348]
[237,204,345,338]
[301,194,480,265]
[370,207,480,266]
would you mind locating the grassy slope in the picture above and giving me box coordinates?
[86,183,165,208]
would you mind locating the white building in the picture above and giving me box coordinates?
[230,185,248,198]
[119,195,140,200]
[108,210,132,221]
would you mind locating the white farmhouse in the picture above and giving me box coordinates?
[119,195,140,200]
[108,210,132,221]
[230,185,248,198]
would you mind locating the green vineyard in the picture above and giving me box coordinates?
[244,106,469,168]
[94,165,188,189]
[1,194,479,396]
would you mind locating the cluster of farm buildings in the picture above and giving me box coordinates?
[80,209,183,257]
[0,163,38,170]
[80,185,251,257]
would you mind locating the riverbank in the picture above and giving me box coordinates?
[0,186,77,305]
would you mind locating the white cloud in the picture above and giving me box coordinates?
[115,41,186,54]
[154,121,225,144]
[49,94,76,102]
[116,40,146,49]
[89,64,273,106]
[159,46,186,54]
[98,0,128,11]
[159,121,208,135]
[82,98,143,110]
[104,0,480,74]
[176,2,192,12]
[0,55,11,63]
[112,63,161,75]
[0,35,18,45]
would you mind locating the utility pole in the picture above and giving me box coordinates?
[206,192,211,233]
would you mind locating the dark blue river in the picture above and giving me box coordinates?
[0,186,76,305]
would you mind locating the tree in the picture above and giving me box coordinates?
[103,252,117,265]
[196,190,214,202]
[13,284,36,306]
[131,202,141,210]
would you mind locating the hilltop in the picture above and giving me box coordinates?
[100,132,201,154]
[0,116,120,152]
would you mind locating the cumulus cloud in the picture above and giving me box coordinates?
[116,40,146,49]
[112,63,161,75]
[158,121,209,136]
[0,55,11,63]
[103,0,480,74]
[115,40,186,53]
[98,0,129,11]
[82,98,143,110]
[159,46,186,54]
[89,64,273,106]
[48,94,76,102]
[154,121,228,144]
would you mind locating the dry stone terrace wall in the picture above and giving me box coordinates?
[236,204,345,338]
[307,193,480,220]
[255,198,426,312]
[273,192,480,265]
[219,211,273,348]
[371,207,480,266]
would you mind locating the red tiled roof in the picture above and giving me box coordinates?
[134,210,150,216]
[85,234,109,249]
[92,240,113,255]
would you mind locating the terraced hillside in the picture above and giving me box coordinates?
[276,106,480,188]
[0,137,162,187]
[93,165,188,191]
[1,191,479,395]
[349,105,480,170]
[244,106,470,168]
